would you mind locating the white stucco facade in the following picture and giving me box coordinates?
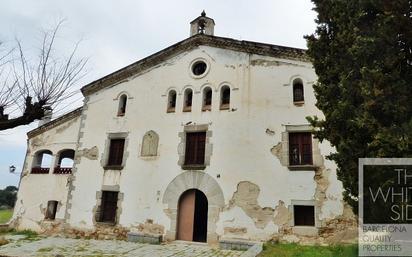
[12,15,356,245]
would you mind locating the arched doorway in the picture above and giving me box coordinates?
[177,189,208,242]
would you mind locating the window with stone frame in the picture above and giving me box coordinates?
[45,200,58,220]
[184,132,206,166]
[141,131,159,157]
[293,79,304,103]
[293,205,315,226]
[107,138,125,167]
[289,132,312,165]
[98,191,118,223]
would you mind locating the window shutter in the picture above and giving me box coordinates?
[100,191,118,223]
[289,133,300,165]
[289,132,312,165]
[195,133,206,164]
[184,132,206,165]
[185,133,196,165]
[108,139,125,166]
[301,133,313,165]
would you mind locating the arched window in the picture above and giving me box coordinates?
[202,87,212,111]
[118,94,127,116]
[32,150,53,174]
[293,79,304,103]
[167,90,177,113]
[183,89,193,112]
[220,86,231,110]
[141,131,159,157]
[55,149,75,174]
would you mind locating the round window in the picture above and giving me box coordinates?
[192,61,207,76]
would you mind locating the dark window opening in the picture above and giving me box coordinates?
[220,86,230,110]
[202,88,212,111]
[31,150,52,174]
[183,89,193,112]
[54,149,74,174]
[192,61,207,76]
[294,205,315,226]
[98,191,118,223]
[289,132,312,165]
[45,200,58,220]
[167,90,177,113]
[184,132,206,166]
[293,80,304,102]
[107,139,125,167]
[118,95,127,116]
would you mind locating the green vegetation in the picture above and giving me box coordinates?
[0,186,18,209]
[305,0,412,213]
[0,209,12,224]
[37,247,53,252]
[259,243,358,257]
[11,229,38,237]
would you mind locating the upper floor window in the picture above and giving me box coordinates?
[31,150,53,174]
[167,90,177,113]
[202,87,212,111]
[293,79,304,103]
[54,149,75,174]
[184,132,206,167]
[220,86,230,110]
[107,138,125,168]
[289,132,312,165]
[183,89,193,112]
[117,94,127,116]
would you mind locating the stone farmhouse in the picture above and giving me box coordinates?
[12,12,356,245]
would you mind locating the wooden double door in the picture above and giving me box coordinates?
[176,189,208,242]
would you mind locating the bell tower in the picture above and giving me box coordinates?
[190,10,215,36]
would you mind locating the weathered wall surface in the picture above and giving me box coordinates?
[15,44,355,243]
[64,45,351,242]
[12,115,81,231]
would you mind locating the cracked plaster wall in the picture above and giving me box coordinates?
[13,115,81,232]
[15,45,352,243]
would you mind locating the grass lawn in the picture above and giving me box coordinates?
[259,243,358,257]
[0,209,13,224]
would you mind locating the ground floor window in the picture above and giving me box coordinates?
[98,191,118,223]
[45,200,58,220]
[293,205,315,226]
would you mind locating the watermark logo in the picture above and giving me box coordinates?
[359,158,412,256]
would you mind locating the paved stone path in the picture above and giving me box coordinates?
[0,236,243,257]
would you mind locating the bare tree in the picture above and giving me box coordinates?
[0,21,87,131]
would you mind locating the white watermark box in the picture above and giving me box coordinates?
[359,158,412,256]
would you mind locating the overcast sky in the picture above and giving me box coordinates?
[0,0,317,188]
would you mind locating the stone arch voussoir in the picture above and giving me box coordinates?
[162,171,224,243]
